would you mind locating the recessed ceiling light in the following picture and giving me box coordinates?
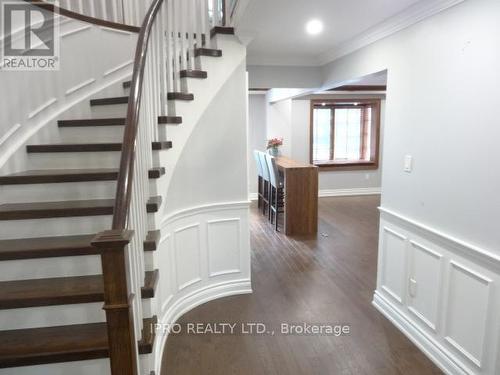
[306,19,323,35]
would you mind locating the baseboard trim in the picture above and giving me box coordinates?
[372,291,473,375]
[319,187,381,197]
[154,279,252,373]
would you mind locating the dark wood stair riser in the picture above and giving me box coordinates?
[26,142,171,153]
[0,196,161,221]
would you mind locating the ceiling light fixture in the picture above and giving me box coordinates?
[306,19,323,36]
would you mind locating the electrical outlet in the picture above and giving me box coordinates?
[404,155,413,173]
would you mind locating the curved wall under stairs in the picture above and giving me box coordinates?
[146,34,251,374]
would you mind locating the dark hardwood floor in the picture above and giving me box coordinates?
[161,196,442,375]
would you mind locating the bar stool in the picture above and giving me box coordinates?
[257,151,271,217]
[265,153,284,231]
[253,150,264,209]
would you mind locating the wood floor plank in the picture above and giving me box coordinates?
[161,196,443,375]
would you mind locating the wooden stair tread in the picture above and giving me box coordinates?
[194,48,222,57]
[180,69,207,79]
[138,316,157,355]
[143,230,160,252]
[89,96,128,106]
[0,234,97,261]
[0,322,108,368]
[58,118,125,127]
[0,230,161,260]
[0,196,161,220]
[141,269,159,299]
[210,26,234,38]
[167,92,194,101]
[0,317,156,368]
[0,167,165,185]
[158,115,182,124]
[0,271,158,309]
[0,275,104,309]
[26,142,172,153]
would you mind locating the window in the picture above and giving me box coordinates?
[310,99,381,170]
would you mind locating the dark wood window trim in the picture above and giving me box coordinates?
[309,99,381,171]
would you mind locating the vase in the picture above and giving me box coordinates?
[269,147,279,157]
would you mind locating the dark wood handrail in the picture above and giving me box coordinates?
[24,0,140,33]
[112,0,164,230]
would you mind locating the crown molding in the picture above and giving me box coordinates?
[317,0,465,65]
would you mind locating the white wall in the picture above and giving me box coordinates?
[320,0,499,253]
[247,94,267,194]
[247,65,322,88]
[153,37,252,374]
[265,98,292,157]
[316,0,500,373]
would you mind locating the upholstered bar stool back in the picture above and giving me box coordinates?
[253,150,265,208]
[258,151,271,216]
[264,153,285,230]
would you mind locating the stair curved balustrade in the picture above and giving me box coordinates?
[91,0,228,373]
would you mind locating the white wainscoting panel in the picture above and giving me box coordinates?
[174,224,202,291]
[207,219,241,277]
[444,261,492,368]
[380,227,408,304]
[408,241,443,332]
[374,208,500,375]
[153,202,252,374]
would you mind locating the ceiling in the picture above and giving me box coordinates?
[237,0,424,66]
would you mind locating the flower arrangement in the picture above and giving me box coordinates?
[267,138,283,156]
[267,138,283,149]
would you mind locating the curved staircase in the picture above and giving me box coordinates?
[0,0,238,374]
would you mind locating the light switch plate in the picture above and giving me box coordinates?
[409,278,417,297]
[404,155,413,173]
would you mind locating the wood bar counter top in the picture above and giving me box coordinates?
[275,156,318,236]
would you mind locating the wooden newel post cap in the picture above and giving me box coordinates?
[91,229,134,249]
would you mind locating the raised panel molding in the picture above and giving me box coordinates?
[407,241,444,332]
[443,261,492,368]
[375,212,500,375]
[207,218,242,277]
[173,224,202,291]
[160,235,174,312]
[380,227,408,304]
